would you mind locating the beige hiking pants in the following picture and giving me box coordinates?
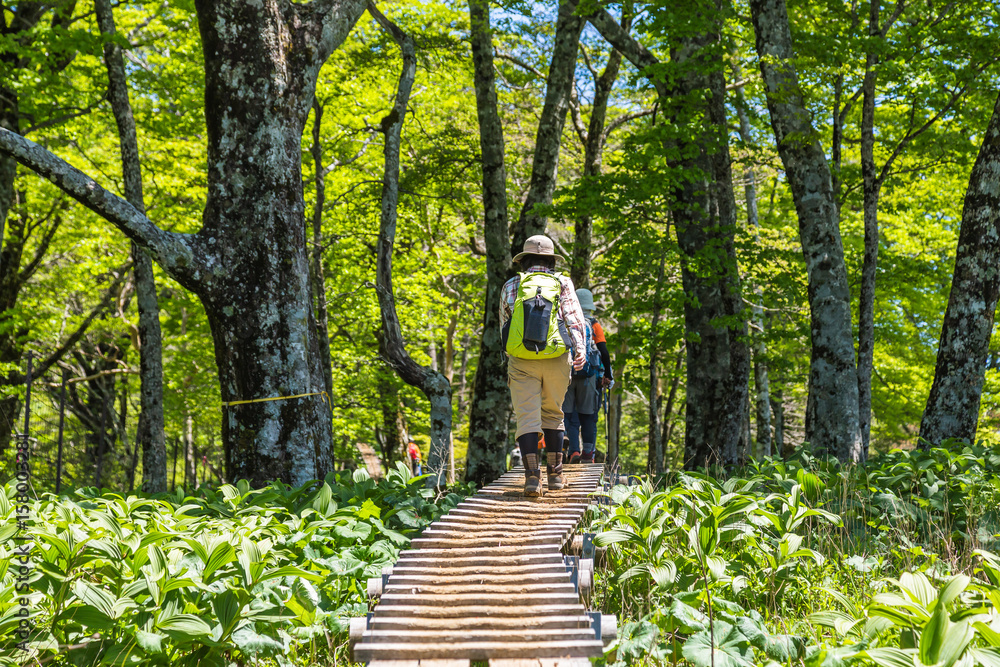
[507,353,572,438]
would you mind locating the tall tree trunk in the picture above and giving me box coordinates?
[95,0,167,493]
[658,345,684,459]
[184,411,195,489]
[606,317,629,468]
[588,4,750,472]
[570,19,626,288]
[734,63,772,458]
[919,92,1000,446]
[0,0,369,488]
[310,99,335,399]
[378,377,411,466]
[647,257,666,476]
[464,0,513,485]
[771,390,786,457]
[368,3,452,487]
[509,0,583,255]
[748,0,863,463]
[856,0,881,461]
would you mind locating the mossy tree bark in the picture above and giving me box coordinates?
[919,92,1000,447]
[0,0,369,487]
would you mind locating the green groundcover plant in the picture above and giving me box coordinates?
[0,463,469,666]
[592,443,1000,667]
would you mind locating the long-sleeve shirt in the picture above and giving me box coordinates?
[500,265,586,362]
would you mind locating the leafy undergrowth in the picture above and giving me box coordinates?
[590,443,1000,667]
[0,462,470,666]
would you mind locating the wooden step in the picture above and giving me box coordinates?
[387,572,571,586]
[409,535,565,549]
[376,592,582,607]
[389,563,569,576]
[354,640,605,661]
[369,616,593,631]
[362,628,597,643]
[371,604,587,618]
[396,544,560,558]
[384,582,576,596]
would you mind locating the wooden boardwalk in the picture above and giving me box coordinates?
[352,463,609,666]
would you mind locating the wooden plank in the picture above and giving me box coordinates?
[490,659,593,667]
[430,519,577,529]
[389,562,568,575]
[370,604,586,618]
[353,640,605,661]
[369,616,593,631]
[362,629,596,643]
[420,529,570,539]
[387,572,570,585]
[369,661,470,667]
[376,592,582,606]
[384,582,576,596]
[459,498,589,510]
[444,509,583,520]
[396,544,559,558]
[409,535,564,549]
[392,550,564,573]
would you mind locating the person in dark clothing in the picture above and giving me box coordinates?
[563,289,613,464]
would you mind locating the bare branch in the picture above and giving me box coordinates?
[586,7,665,97]
[0,128,205,286]
[494,50,544,78]
[22,96,107,136]
[603,108,656,141]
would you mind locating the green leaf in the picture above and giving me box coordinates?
[259,565,324,583]
[357,498,380,520]
[232,626,286,656]
[938,574,971,609]
[135,631,166,654]
[594,528,635,546]
[202,541,236,582]
[157,613,213,638]
[698,515,719,558]
[73,580,116,618]
[939,620,975,667]
[973,622,1000,648]
[58,604,116,631]
[212,590,241,635]
[862,647,916,667]
[969,648,1000,667]
[682,621,754,667]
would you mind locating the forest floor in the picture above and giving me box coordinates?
[3,446,999,667]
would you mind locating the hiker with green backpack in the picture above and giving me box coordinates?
[500,235,587,497]
[563,288,614,464]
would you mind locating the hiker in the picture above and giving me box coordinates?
[406,440,422,476]
[501,235,587,497]
[563,288,614,464]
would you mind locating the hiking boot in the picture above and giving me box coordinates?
[524,453,543,498]
[568,451,581,465]
[580,450,595,464]
[546,451,564,490]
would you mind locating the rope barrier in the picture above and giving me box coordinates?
[221,391,330,408]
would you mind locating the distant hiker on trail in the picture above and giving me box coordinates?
[407,440,422,476]
[564,288,614,464]
[501,235,587,497]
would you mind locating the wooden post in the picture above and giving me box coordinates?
[22,353,31,445]
[55,370,67,494]
[171,437,178,490]
[95,397,106,489]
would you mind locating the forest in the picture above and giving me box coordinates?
[1,0,1000,665]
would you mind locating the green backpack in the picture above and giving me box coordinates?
[504,272,573,359]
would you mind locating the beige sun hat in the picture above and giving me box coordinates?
[513,235,563,263]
